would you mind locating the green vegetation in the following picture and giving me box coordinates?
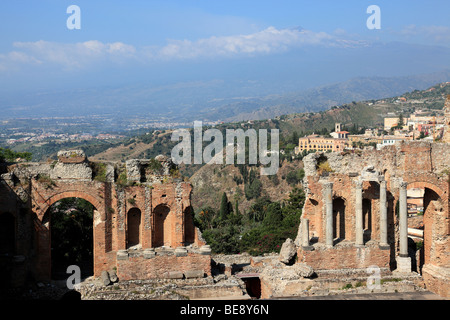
[285,168,305,185]
[91,162,108,182]
[0,147,32,162]
[195,187,305,255]
[36,173,56,189]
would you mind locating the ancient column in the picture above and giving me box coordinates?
[301,218,314,251]
[395,181,411,273]
[324,182,334,247]
[398,181,408,257]
[355,180,364,246]
[379,180,389,249]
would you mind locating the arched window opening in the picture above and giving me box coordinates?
[184,206,195,245]
[362,198,372,242]
[153,205,171,247]
[333,197,346,242]
[127,208,142,248]
[48,198,94,280]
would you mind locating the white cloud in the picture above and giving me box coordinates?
[153,26,338,60]
[0,26,363,71]
[2,40,137,70]
[399,25,450,43]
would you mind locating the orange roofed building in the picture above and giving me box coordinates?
[296,134,348,154]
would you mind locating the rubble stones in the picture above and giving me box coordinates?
[279,238,297,264]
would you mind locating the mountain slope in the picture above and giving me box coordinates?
[2,70,450,123]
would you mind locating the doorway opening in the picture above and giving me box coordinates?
[45,198,94,280]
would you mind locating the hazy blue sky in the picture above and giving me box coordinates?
[1,0,450,93]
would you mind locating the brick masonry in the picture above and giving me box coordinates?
[0,153,206,284]
[116,251,211,280]
[299,141,449,297]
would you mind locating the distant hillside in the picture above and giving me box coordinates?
[189,160,304,213]
[85,80,450,164]
[211,70,450,122]
[3,70,450,123]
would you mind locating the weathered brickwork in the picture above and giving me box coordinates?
[443,95,450,143]
[298,242,391,270]
[298,141,449,297]
[116,251,211,280]
[0,151,207,285]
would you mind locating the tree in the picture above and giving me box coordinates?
[219,192,231,221]
[398,113,404,127]
[234,199,240,216]
[245,178,262,200]
[262,202,283,228]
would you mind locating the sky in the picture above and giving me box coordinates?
[1,0,450,95]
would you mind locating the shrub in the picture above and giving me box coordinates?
[91,162,108,182]
[317,160,333,176]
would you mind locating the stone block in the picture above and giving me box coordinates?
[279,238,297,264]
[143,249,156,259]
[200,245,211,255]
[395,256,412,273]
[184,270,205,279]
[116,250,128,261]
[57,150,87,164]
[163,271,184,279]
[175,246,188,257]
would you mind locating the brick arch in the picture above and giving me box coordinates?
[406,180,449,269]
[407,181,445,201]
[332,196,347,241]
[184,206,195,245]
[152,204,173,247]
[38,191,103,222]
[34,190,106,281]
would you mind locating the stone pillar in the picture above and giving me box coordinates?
[399,182,408,257]
[379,180,389,249]
[355,180,364,246]
[396,181,411,273]
[324,182,334,247]
[301,218,314,251]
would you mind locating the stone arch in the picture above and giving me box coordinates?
[0,212,15,255]
[153,204,172,247]
[127,208,142,248]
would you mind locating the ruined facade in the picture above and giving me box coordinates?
[443,95,450,143]
[295,141,450,297]
[0,150,209,287]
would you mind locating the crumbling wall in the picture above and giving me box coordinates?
[1,150,206,285]
[298,140,449,297]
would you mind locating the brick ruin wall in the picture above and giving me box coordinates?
[0,150,209,287]
[296,141,449,297]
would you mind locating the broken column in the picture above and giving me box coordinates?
[301,218,314,251]
[324,182,334,247]
[355,180,364,247]
[396,181,411,272]
[379,180,389,249]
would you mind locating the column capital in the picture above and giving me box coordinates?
[354,179,363,188]
[323,181,333,190]
[399,181,408,189]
